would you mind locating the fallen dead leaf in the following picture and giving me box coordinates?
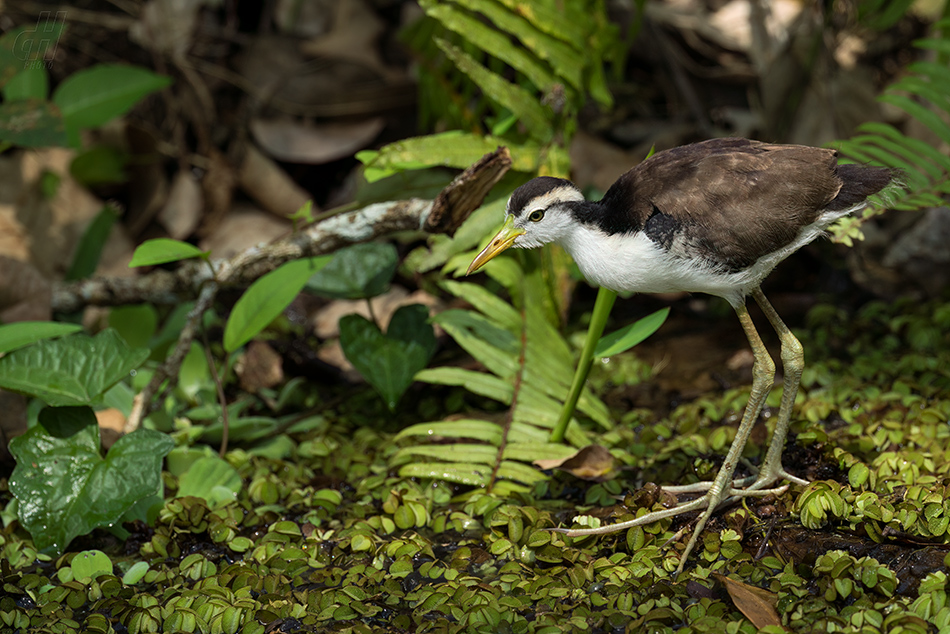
[250,117,385,164]
[311,287,443,339]
[0,257,51,322]
[239,144,313,218]
[236,340,285,392]
[197,203,291,259]
[158,170,202,239]
[534,444,615,481]
[299,0,397,80]
[714,573,784,630]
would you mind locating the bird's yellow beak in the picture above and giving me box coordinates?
[467,215,525,275]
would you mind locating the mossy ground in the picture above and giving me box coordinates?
[2,296,949,634]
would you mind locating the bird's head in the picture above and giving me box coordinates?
[467,176,584,274]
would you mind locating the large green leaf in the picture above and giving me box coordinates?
[52,64,171,136]
[0,329,149,406]
[339,304,437,410]
[9,406,173,555]
[224,256,331,352]
[305,243,398,300]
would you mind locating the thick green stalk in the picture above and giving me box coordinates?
[550,286,617,443]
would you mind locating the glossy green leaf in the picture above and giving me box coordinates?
[0,329,149,406]
[594,307,670,358]
[0,321,83,353]
[305,243,398,300]
[339,304,437,410]
[53,63,171,135]
[176,456,242,507]
[8,405,173,555]
[224,256,331,352]
[128,238,208,268]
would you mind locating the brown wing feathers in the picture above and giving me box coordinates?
[593,139,892,271]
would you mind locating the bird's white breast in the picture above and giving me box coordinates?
[560,225,765,306]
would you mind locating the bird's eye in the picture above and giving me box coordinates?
[528,209,545,222]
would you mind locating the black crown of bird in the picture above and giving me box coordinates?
[467,137,896,574]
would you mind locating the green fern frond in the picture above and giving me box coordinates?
[393,256,612,493]
[409,0,619,136]
[832,20,950,241]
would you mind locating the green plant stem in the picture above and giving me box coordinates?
[550,286,617,443]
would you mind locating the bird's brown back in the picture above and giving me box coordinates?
[594,138,892,270]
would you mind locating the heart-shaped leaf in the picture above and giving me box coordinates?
[306,242,398,300]
[0,328,149,406]
[339,304,436,410]
[9,406,174,555]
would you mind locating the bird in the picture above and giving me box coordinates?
[466,137,895,573]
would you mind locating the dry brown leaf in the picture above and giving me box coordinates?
[236,341,285,392]
[534,445,615,481]
[0,204,31,261]
[714,573,784,630]
[299,0,395,80]
[130,0,219,58]
[197,203,291,259]
[250,117,385,164]
[0,257,51,322]
[311,287,442,339]
[158,171,202,239]
[20,148,104,277]
[198,149,237,237]
[238,144,313,218]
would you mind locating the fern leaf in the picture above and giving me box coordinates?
[422,1,560,95]
[453,0,585,91]
[435,38,552,141]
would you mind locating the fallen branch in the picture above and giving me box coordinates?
[117,147,512,432]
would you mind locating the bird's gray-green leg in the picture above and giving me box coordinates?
[554,299,782,575]
[669,299,778,572]
[749,287,809,489]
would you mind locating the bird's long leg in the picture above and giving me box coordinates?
[748,287,809,489]
[670,300,777,572]
[553,300,779,575]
